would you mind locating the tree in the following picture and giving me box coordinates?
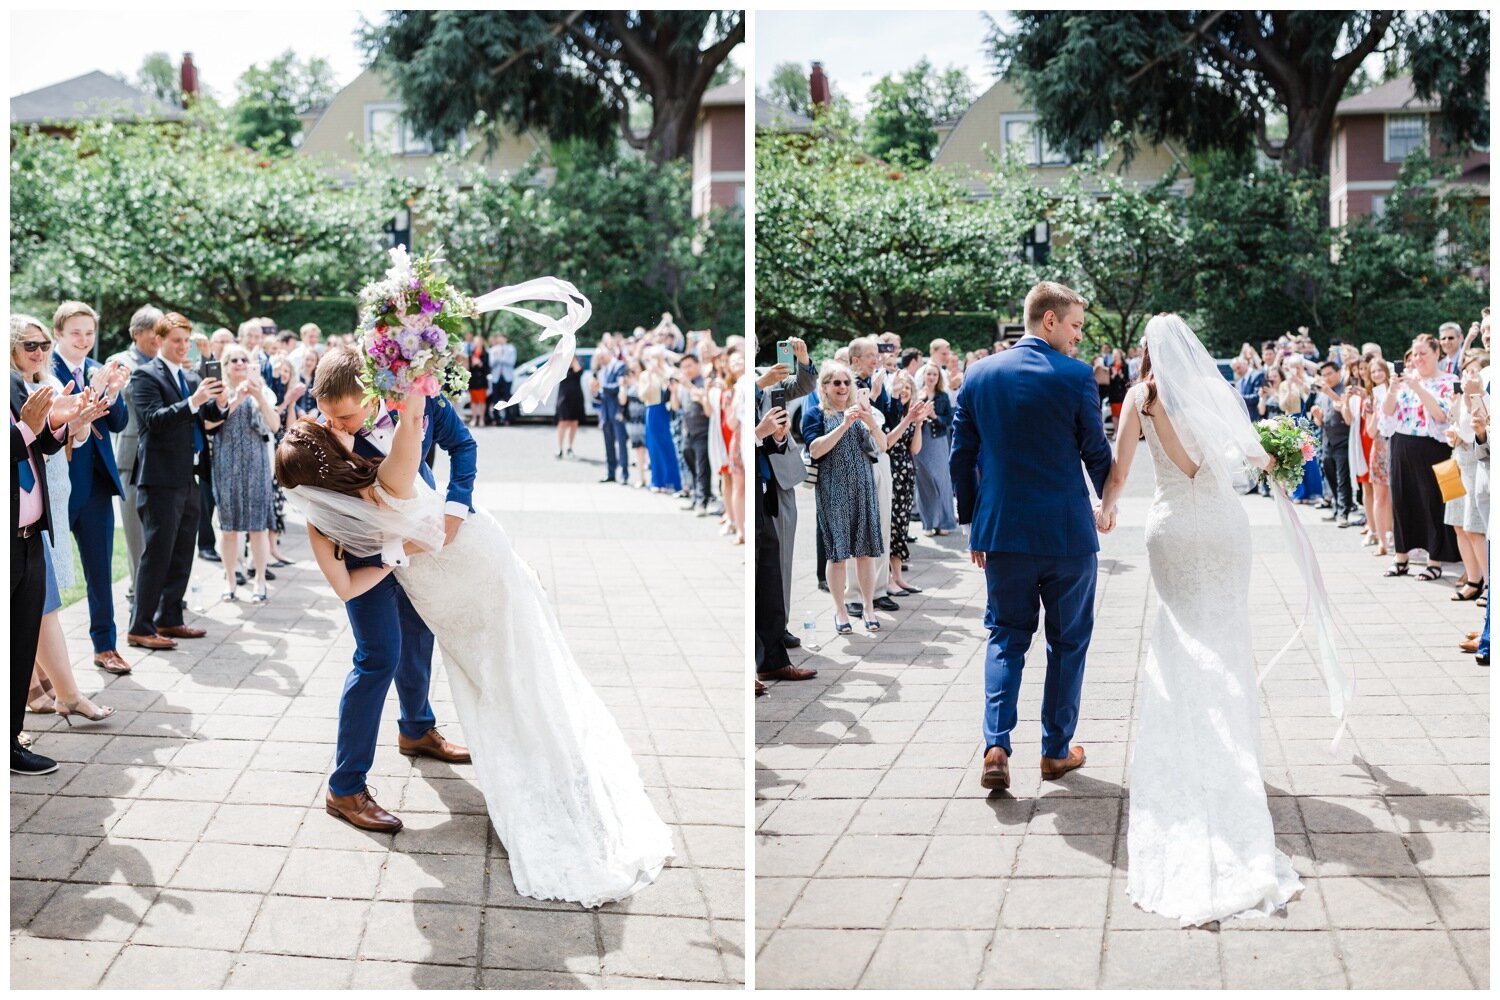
[362,10,744,163]
[756,129,1043,350]
[761,61,812,117]
[135,51,181,107]
[10,114,403,344]
[231,50,339,153]
[864,58,976,168]
[990,11,1489,181]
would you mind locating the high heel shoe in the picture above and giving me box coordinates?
[251,590,269,604]
[55,698,115,727]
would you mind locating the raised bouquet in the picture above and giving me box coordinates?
[1255,415,1319,493]
[356,245,475,413]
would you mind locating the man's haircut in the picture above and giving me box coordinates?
[1023,281,1086,333]
[312,346,366,401]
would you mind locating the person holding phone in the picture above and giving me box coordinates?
[203,345,280,602]
[1380,334,1460,580]
[755,339,816,644]
[1442,353,1489,603]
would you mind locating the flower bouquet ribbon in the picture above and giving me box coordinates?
[475,277,592,416]
[1255,416,1356,752]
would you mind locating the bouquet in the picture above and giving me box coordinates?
[356,245,476,414]
[1255,415,1319,493]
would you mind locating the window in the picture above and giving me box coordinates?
[1000,113,1071,167]
[1370,195,1388,218]
[365,103,445,156]
[1385,114,1427,162]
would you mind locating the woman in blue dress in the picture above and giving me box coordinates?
[642,350,682,493]
[911,364,958,533]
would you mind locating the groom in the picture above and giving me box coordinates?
[950,281,1114,790]
[312,347,477,832]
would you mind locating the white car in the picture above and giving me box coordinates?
[505,347,598,422]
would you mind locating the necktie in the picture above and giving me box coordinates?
[73,367,84,395]
[178,368,204,454]
[12,413,35,492]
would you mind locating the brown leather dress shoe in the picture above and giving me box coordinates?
[757,664,818,681]
[980,746,1011,790]
[156,625,207,639]
[93,650,131,674]
[1460,636,1481,654]
[398,728,472,763]
[1041,746,1086,780]
[126,633,178,651]
[326,788,402,832]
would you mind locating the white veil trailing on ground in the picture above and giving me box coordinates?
[477,277,592,416]
[1145,314,1354,750]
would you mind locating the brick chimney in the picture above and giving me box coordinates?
[809,62,830,111]
[180,53,198,107]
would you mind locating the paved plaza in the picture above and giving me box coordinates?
[756,445,1488,990]
[12,424,745,989]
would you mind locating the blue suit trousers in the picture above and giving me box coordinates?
[70,484,118,653]
[982,551,1096,758]
[328,575,437,797]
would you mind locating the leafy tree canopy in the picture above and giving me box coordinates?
[231,50,339,153]
[864,58,977,169]
[361,9,743,163]
[134,51,182,107]
[761,61,814,118]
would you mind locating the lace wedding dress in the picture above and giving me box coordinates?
[377,482,674,908]
[1126,387,1302,926]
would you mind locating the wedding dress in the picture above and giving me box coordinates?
[1125,384,1302,926]
[375,481,674,908]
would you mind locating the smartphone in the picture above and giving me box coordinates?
[1392,360,1405,377]
[775,340,795,369]
[769,387,788,414]
[877,342,895,354]
[202,359,222,382]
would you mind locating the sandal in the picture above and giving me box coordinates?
[1454,577,1471,590]
[863,618,882,633]
[1383,560,1409,577]
[834,619,853,636]
[221,591,238,602]
[1452,582,1484,602]
[1417,565,1443,582]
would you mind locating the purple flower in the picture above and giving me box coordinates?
[397,328,422,356]
[421,326,444,346]
[418,290,437,315]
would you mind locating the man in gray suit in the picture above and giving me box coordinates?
[755,336,817,648]
[105,305,162,597]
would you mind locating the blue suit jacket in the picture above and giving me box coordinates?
[53,352,129,515]
[950,336,1113,557]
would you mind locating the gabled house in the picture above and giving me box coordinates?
[692,78,745,216]
[1329,74,1489,226]
[11,70,184,135]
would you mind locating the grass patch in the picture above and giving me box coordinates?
[58,527,131,609]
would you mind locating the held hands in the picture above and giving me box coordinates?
[1093,503,1117,534]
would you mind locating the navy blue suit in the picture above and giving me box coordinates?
[1237,370,1265,422]
[597,357,630,481]
[950,336,1113,758]
[53,353,130,653]
[327,396,477,798]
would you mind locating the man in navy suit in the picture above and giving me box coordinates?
[596,346,630,484]
[312,347,474,832]
[950,281,1114,791]
[50,302,133,674]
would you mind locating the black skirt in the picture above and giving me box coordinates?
[1388,432,1460,562]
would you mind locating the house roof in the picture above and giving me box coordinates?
[1336,75,1440,116]
[701,78,744,108]
[11,70,184,125]
[755,96,813,132]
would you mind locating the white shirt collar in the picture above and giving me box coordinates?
[54,347,87,372]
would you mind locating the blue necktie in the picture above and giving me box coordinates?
[178,368,204,454]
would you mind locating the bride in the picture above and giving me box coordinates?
[275,389,673,908]
[1095,314,1302,927]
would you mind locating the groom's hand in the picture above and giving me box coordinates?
[444,514,463,545]
[969,550,986,570]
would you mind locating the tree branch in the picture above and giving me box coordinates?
[490,11,585,78]
[1125,10,1230,85]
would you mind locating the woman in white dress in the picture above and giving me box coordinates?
[1096,315,1301,927]
[279,394,673,908]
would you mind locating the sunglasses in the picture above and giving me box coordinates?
[826,379,851,387]
[20,341,51,353]
[228,358,250,364]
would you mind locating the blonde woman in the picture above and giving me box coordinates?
[1443,352,1489,601]
[204,345,281,601]
[1364,358,1396,555]
[10,314,115,724]
[641,348,682,493]
[1382,334,1459,579]
[884,372,932,594]
[912,363,958,533]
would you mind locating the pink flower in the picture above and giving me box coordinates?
[412,374,441,397]
[1301,442,1316,461]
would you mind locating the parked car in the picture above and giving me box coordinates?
[506,347,598,422]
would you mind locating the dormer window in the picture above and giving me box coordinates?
[1000,113,1070,167]
[1385,114,1427,162]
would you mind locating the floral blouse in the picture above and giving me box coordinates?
[1388,376,1452,440]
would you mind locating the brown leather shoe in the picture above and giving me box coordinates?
[326,787,402,832]
[398,728,471,763]
[980,745,1011,790]
[1460,637,1481,654]
[93,650,131,674]
[126,633,178,651]
[757,664,818,681]
[1041,746,1086,780]
[156,625,207,639]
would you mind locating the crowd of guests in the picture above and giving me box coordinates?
[753,313,1492,696]
[10,305,340,776]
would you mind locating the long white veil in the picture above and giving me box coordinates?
[476,277,592,416]
[284,483,445,559]
[1145,313,1353,751]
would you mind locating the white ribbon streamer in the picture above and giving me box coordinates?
[1259,484,1355,752]
[471,277,592,415]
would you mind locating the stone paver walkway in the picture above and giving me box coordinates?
[13,424,744,989]
[756,445,1487,989]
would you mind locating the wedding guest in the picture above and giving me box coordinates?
[807,360,887,634]
[1365,358,1396,555]
[642,349,682,494]
[106,305,163,602]
[466,333,490,428]
[126,313,225,650]
[620,359,649,487]
[555,354,585,459]
[710,351,746,543]
[1280,357,1324,505]
[754,392,813,689]
[848,337,897,610]
[675,353,715,515]
[595,342,629,482]
[489,332,516,426]
[1382,333,1460,580]
[755,337,817,645]
[884,372,930,595]
[1438,322,1464,377]
[287,322,321,374]
[1311,361,1354,526]
[205,346,280,602]
[1443,352,1488,603]
[49,302,132,674]
[1106,348,1130,432]
[912,363,958,534]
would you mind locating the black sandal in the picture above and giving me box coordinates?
[1383,561,1409,577]
[1452,582,1484,602]
[1417,565,1443,582]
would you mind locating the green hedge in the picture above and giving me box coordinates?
[270,298,360,336]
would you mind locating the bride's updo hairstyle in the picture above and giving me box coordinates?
[275,417,381,496]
